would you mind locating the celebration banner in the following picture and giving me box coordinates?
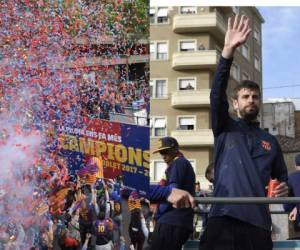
[57,117,149,195]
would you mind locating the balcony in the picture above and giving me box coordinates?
[171,89,210,108]
[172,50,219,70]
[46,55,148,69]
[173,12,226,40]
[73,35,115,45]
[171,129,214,147]
[128,55,149,64]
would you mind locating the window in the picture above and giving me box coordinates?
[156,80,167,97]
[150,80,154,97]
[180,6,197,14]
[231,62,240,81]
[242,72,250,81]
[151,117,166,137]
[157,42,168,59]
[150,79,167,98]
[150,7,169,24]
[157,7,168,23]
[178,78,196,90]
[151,160,167,182]
[241,44,249,60]
[150,42,168,60]
[178,116,195,130]
[150,43,155,60]
[254,28,260,44]
[179,41,196,52]
[254,56,260,71]
[150,8,155,23]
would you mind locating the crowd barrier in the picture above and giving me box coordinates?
[194,197,300,204]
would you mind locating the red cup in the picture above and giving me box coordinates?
[267,179,280,197]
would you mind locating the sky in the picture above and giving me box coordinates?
[259,7,300,100]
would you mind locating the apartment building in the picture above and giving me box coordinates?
[150,6,264,189]
[263,100,295,137]
[263,98,300,138]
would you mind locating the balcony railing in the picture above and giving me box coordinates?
[171,89,210,108]
[171,129,214,147]
[173,11,226,40]
[172,50,219,70]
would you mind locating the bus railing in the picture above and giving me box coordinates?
[194,197,300,204]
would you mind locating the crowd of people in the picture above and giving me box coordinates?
[0,149,125,249]
[79,78,149,120]
[0,0,149,127]
[0,1,149,249]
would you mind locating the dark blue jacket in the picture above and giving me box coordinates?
[149,185,172,202]
[149,156,195,230]
[210,56,288,231]
[283,171,300,222]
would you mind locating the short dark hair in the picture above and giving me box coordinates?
[232,80,261,100]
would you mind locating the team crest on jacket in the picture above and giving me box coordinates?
[261,140,271,151]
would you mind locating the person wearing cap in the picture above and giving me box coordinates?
[149,136,195,250]
[199,15,288,250]
[284,154,300,232]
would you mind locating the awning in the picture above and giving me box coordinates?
[149,8,155,14]
[157,7,168,17]
[154,118,166,128]
[179,117,195,125]
[180,41,196,50]
[157,43,167,53]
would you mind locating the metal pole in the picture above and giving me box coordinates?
[194,197,300,204]
[194,210,289,215]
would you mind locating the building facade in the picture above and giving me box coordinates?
[150,6,264,189]
[263,101,295,138]
[263,98,300,138]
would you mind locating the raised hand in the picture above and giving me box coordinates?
[222,15,252,58]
